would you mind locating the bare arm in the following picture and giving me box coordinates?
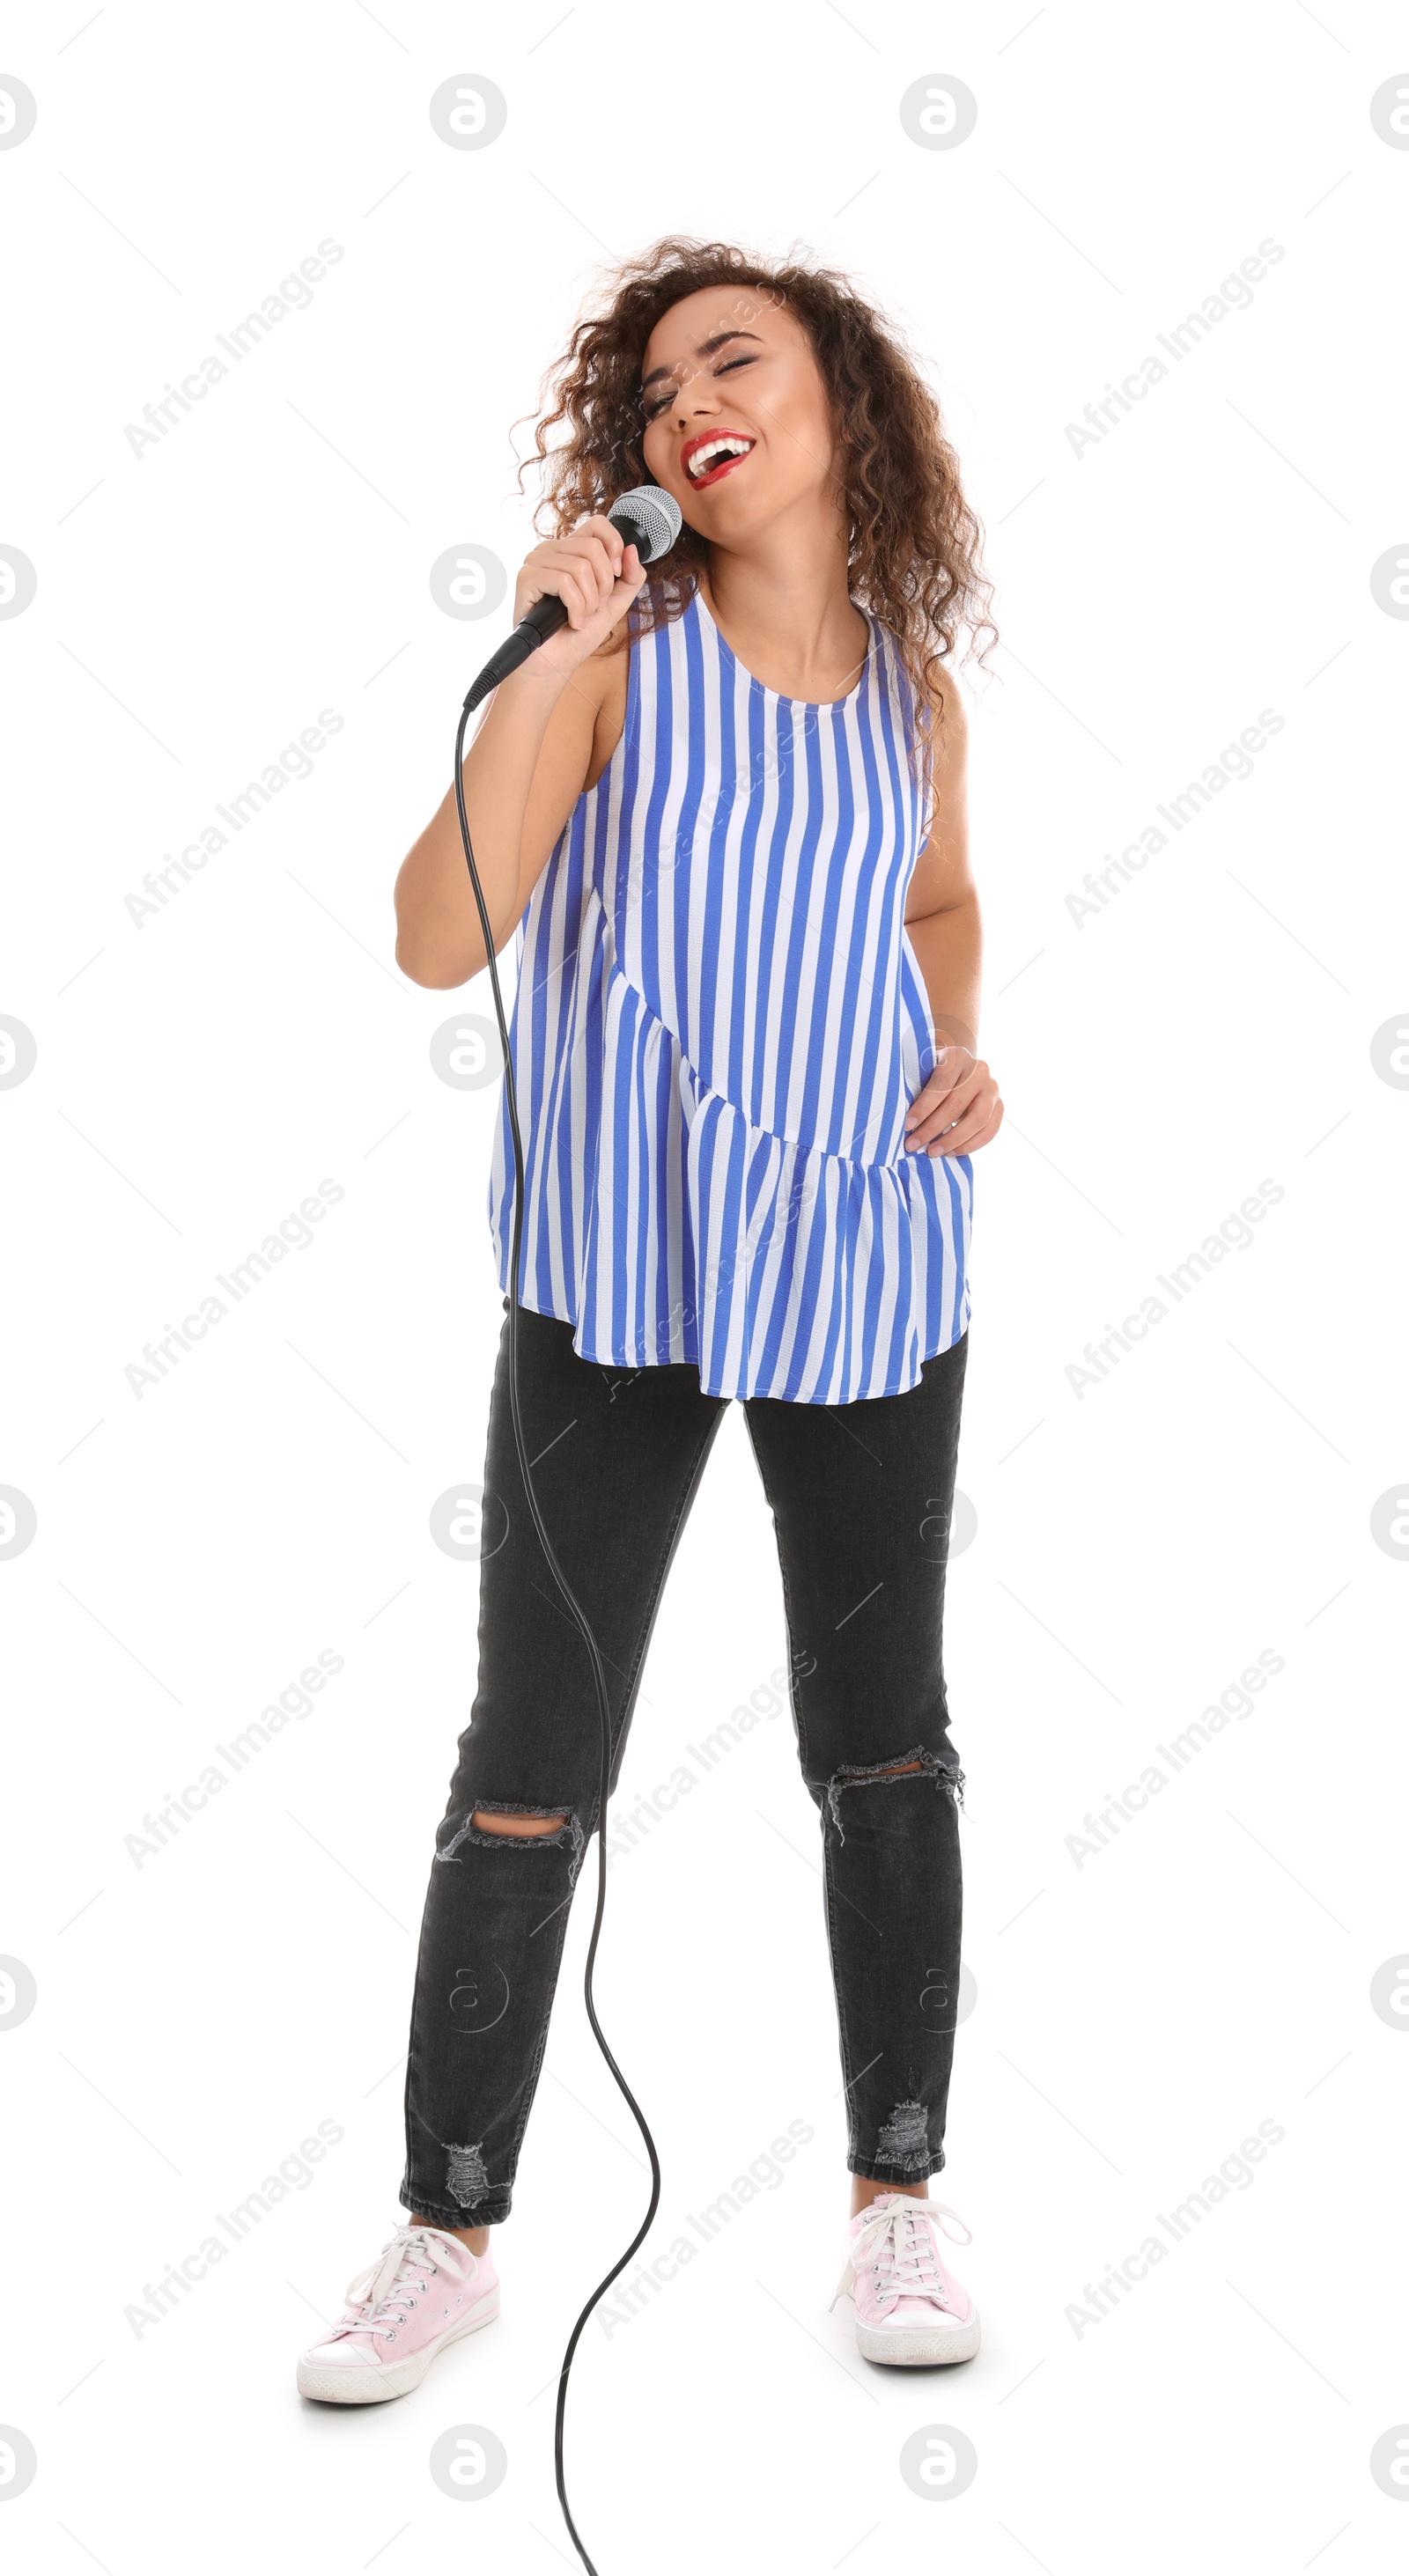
[902,684,1005,1157]
[903,681,980,1051]
[394,518,645,989]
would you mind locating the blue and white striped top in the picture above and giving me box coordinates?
[488,583,972,1403]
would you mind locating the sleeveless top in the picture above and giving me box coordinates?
[487,584,973,1404]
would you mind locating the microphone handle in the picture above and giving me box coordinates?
[462,506,646,714]
[462,591,568,713]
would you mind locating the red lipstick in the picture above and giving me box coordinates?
[679,430,756,490]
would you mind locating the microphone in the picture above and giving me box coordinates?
[463,485,682,713]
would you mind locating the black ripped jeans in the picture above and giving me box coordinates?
[401,1299,970,2230]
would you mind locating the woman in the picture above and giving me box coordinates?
[297,239,1002,2404]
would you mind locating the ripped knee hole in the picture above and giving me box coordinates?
[824,1746,966,1844]
[471,1809,566,1838]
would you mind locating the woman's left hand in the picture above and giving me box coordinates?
[904,1045,1004,1156]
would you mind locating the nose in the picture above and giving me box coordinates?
[675,379,722,427]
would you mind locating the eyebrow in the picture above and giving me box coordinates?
[639,329,763,393]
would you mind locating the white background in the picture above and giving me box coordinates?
[3,2,1407,2567]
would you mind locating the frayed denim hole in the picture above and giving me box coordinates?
[824,1746,965,1846]
[438,1806,582,1866]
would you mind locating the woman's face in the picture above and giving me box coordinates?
[639,285,843,542]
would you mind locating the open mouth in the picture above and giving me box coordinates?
[682,432,756,489]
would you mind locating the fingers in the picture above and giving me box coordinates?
[551,566,594,628]
[924,1086,1004,1155]
[578,512,623,558]
[903,1044,973,1134]
[903,1078,957,1138]
[521,528,645,631]
[589,534,648,605]
[904,1056,972,1140]
[557,534,617,625]
[566,540,645,634]
[904,1061,1002,1155]
[931,1094,1004,1155]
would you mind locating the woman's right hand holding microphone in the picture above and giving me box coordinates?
[511,515,649,681]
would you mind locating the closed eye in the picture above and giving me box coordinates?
[641,350,759,421]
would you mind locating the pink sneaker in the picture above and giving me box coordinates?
[297,2222,499,2403]
[831,2194,981,2366]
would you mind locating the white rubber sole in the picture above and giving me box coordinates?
[297,2287,500,2404]
[855,2305,981,2366]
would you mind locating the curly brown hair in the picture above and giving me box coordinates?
[515,236,997,750]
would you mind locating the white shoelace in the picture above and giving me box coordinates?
[830,2198,972,2313]
[328,2224,476,2345]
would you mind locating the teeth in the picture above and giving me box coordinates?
[687,437,752,481]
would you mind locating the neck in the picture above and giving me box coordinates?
[699,500,867,701]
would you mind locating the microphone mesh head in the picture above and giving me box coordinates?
[609,484,682,564]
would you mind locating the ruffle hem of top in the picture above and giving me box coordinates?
[508,887,968,1405]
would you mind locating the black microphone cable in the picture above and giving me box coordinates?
[447,484,680,2572]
